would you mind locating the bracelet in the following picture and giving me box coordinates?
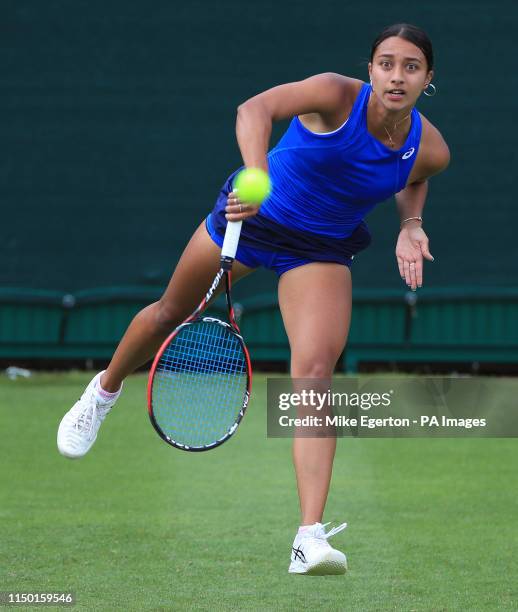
[400,216,423,228]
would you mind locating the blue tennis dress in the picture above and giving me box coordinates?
[206,82,422,276]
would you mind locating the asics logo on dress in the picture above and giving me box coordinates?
[402,147,415,160]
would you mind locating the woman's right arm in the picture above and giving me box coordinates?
[235,73,359,171]
[225,73,359,221]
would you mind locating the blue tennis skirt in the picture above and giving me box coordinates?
[206,169,372,277]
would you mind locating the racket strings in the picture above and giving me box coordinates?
[152,320,248,448]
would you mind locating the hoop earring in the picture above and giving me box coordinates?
[423,83,437,97]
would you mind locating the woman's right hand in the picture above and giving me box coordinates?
[225,190,261,222]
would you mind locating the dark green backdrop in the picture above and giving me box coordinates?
[2,1,517,295]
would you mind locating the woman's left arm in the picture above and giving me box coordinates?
[395,128,450,290]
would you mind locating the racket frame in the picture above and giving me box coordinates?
[147,221,253,451]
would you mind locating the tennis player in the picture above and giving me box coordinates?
[57,23,449,575]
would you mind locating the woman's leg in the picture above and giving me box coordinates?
[58,221,254,459]
[101,221,254,391]
[278,262,352,525]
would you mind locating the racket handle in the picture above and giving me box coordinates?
[221,220,242,266]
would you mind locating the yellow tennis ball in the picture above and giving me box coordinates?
[234,168,271,205]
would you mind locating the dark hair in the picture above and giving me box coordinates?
[370,23,434,71]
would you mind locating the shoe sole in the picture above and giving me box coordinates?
[289,555,347,576]
[57,448,82,459]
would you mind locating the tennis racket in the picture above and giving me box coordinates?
[147,220,252,451]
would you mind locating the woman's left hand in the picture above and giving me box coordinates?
[395,223,434,290]
[225,190,261,221]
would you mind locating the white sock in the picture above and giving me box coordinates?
[94,372,122,403]
[298,524,315,535]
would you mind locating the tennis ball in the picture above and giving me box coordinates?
[234,167,271,206]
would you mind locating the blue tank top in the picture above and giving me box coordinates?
[259,82,422,238]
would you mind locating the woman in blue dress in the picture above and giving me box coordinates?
[58,23,450,575]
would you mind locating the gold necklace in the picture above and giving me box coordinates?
[383,113,411,148]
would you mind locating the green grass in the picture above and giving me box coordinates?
[1,372,517,611]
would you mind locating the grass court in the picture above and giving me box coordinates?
[1,372,517,611]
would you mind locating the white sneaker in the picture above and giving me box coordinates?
[57,371,120,459]
[289,522,348,575]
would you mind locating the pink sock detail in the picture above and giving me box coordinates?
[298,525,313,535]
[95,375,121,401]
[97,386,119,401]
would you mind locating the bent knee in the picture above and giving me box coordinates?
[153,299,188,331]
